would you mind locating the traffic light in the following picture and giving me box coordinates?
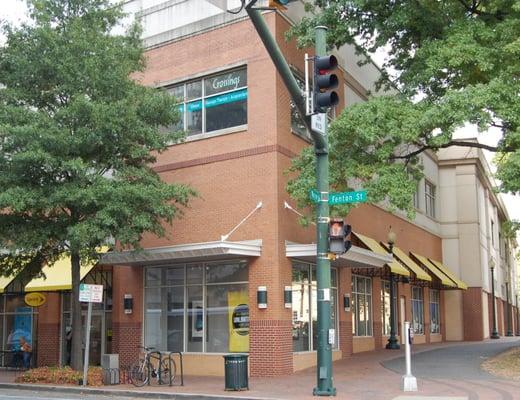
[328,218,352,255]
[269,0,289,9]
[313,55,339,113]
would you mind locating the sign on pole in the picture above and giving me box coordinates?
[311,113,327,135]
[79,284,103,386]
[310,189,367,205]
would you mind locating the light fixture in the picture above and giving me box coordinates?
[284,286,292,308]
[257,286,267,309]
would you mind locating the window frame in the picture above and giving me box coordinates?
[381,280,397,336]
[411,286,424,334]
[429,289,440,334]
[352,275,373,337]
[424,180,436,218]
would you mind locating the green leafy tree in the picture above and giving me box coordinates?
[286,0,520,219]
[0,0,195,370]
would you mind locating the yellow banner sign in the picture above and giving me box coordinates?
[25,292,46,307]
[228,290,249,352]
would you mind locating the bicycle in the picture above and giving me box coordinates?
[130,346,176,387]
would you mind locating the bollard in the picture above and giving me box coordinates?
[401,321,418,392]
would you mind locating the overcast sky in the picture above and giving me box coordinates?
[1,0,520,226]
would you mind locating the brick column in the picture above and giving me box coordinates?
[497,299,504,336]
[111,265,143,368]
[462,287,484,341]
[440,290,446,340]
[372,277,383,349]
[339,268,352,358]
[423,287,430,342]
[37,292,61,367]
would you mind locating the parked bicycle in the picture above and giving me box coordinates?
[130,346,176,387]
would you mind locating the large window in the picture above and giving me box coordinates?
[144,262,248,353]
[424,181,436,218]
[429,289,440,334]
[411,287,424,334]
[352,275,372,336]
[169,67,247,137]
[292,262,338,351]
[381,280,397,336]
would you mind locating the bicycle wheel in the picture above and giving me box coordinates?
[130,359,149,387]
[158,357,176,385]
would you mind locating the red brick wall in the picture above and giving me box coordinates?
[112,266,143,368]
[372,278,383,349]
[497,299,504,335]
[440,290,446,340]
[37,293,61,367]
[339,268,353,357]
[462,287,484,341]
[249,320,292,376]
[424,288,431,342]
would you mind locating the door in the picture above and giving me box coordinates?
[81,311,105,366]
[400,296,406,344]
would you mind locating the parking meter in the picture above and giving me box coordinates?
[408,327,414,345]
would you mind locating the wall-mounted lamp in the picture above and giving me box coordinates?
[124,294,133,314]
[257,286,267,309]
[343,293,351,312]
[284,286,292,308]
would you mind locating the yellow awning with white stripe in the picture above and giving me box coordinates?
[428,258,467,290]
[354,233,410,277]
[0,274,18,293]
[25,248,109,292]
[380,244,432,282]
[410,252,457,288]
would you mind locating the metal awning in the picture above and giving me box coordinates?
[0,273,20,293]
[428,258,467,290]
[285,242,391,269]
[380,243,432,282]
[101,240,262,266]
[353,233,410,277]
[410,252,457,288]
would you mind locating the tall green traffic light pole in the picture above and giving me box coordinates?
[244,2,335,395]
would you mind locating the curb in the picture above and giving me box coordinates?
[0,383,275,400]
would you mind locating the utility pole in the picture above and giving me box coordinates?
[244,1,335,395]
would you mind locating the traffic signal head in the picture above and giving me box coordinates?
[314,55,339,113]
[328,218,352,255]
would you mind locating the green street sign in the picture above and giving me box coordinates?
[310,189,367,205]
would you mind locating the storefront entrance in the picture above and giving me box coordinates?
[81,311,104,366]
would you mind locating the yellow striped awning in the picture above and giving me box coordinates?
[25,248,109,292]
[428,258,467,290]
[380,244,432,282]
[353,233,410,277]
[0,274,18,293]
[410,252,457,288]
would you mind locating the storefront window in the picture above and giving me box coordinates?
[381,280,397,336]
[292,262,338,352]
[169,67,247,137]
[144,261,248,353]
[429,289,440,334]
[352,275,372,336]
[411,287,424,334]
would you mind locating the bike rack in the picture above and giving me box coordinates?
[166,351,184,386]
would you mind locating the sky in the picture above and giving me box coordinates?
[1,0,520,228]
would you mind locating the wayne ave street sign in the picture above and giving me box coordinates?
[79,283,103,303]
[310,189,367,205]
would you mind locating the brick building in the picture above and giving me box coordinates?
[0,0,518,377]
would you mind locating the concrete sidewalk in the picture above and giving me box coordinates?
[0,338,519,400]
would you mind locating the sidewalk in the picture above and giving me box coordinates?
[1,338,519,400]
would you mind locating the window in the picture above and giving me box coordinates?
[169,67,247,137]
[491,220,495,246]
[413,183,420,209]
[144,262,248,353]
[352,275,372,336]
[411,287,424,334]
[292,262,338,351]
[381,280,397,336]
[429,289,440,334]
[424,181,436,218]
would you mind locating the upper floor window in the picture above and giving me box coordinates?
[168,67,247,137]
[491,220,495,246]
[424,180,436,218]
[413,182,420,209]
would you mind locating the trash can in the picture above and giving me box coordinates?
[223,354,248,391]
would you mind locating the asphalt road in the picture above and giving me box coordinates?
[383,338,520,380]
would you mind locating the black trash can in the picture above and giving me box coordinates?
[223,354,249,391]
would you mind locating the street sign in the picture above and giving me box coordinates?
[79,283,103,303]
[310,189,367,205]
[311,113,326,134]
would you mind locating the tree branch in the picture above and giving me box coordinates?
[391,140,501,161]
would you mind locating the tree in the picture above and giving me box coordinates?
[0,0,195,370]
[286,0,520,219]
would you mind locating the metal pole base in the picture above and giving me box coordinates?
[401,374,418,392]
[313,387,337,396]
[386,336,400,350]
[490,332,500,339]
[506,331,513,337]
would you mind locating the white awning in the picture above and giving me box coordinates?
[100,240,262,266]
[285,242,390,269]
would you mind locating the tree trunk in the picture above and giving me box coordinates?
[70,251,83,371]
